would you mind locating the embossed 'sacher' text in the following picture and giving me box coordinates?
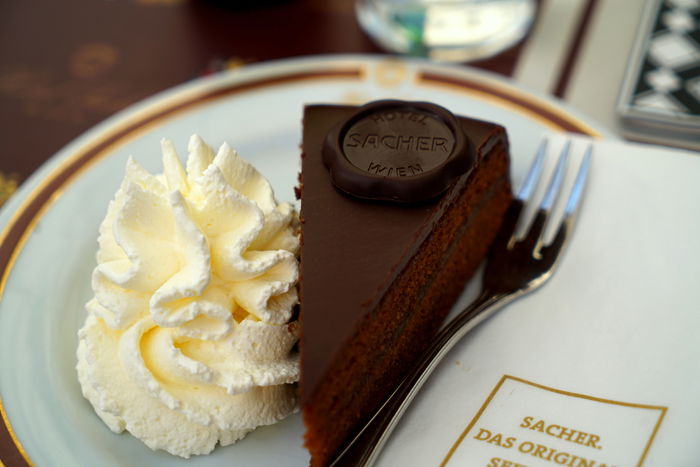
[345,133,450,152]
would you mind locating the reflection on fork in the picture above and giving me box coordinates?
[329,138,593,467]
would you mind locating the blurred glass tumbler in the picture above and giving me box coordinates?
[356,0,536,62]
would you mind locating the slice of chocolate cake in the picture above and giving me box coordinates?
[299,100,512,466]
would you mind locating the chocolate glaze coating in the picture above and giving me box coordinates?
[322,100,475,202]
[300,104,507,401]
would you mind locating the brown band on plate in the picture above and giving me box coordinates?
[417,71,600,136]
[0,402,30,467]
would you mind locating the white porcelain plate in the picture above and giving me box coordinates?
[0,55,611,466]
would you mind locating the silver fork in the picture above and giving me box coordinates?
[329,139,593,467]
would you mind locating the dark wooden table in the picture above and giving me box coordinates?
[0,0,527,204]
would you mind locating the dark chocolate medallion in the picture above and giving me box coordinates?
[322,100,475,202]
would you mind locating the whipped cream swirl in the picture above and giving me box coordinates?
[76,135,300,457]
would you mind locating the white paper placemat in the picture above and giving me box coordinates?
[379,136,700,467]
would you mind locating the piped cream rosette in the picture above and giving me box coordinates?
[77,135,300,458]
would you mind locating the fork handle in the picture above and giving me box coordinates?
[329,290,511,467]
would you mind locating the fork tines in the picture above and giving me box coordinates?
[513,139,592,258]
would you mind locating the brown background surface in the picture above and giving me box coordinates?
[0,0,527,187]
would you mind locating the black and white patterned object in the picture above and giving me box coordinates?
[628,0,700,126]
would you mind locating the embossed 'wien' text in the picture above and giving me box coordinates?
[346,133,449,152]
[367,161,424,177]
